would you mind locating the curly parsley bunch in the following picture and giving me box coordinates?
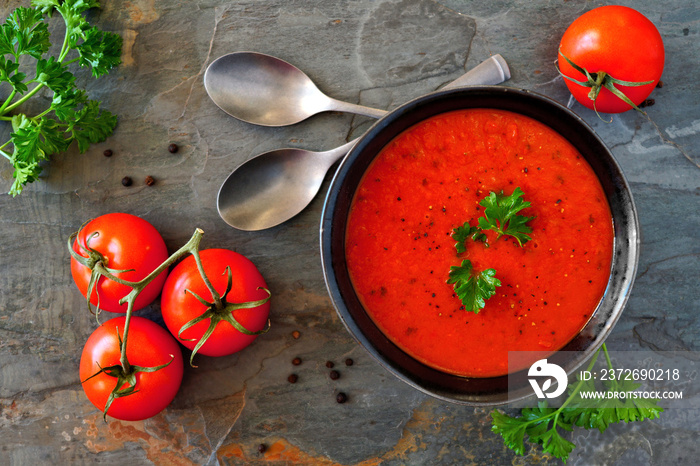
[0,0,121,196]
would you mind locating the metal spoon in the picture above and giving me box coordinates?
[204,51,387,126]
[217,55,511,231]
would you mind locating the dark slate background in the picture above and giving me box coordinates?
[1,0,698,464]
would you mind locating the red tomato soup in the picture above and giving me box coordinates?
[345,109,614,377]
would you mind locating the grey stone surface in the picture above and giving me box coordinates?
[0,0,698,464]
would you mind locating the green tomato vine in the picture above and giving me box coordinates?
[68,227,271,419]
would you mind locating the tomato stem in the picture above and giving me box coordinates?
[557,48,654,120]
[118,300,135,374]
[115,228,206,308]
[177,281,271,366]
[191,246,224,310]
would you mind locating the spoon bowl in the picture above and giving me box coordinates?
[204,52,386,126]
[217,141,356,231]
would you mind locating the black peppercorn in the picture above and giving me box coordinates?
[325,361,334,368]
[103,149,113,157]
[329,370,340,380]
[287,374,298,383]
[257,444,266,454]
[336,392,348,404]
[168,143,179,153]
[121,176,132,187]
[292,357,302,366]
[145,175,156,186]
[345,358,354,366]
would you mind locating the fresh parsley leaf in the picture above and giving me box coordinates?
[490,409,531,456]
[447,259,501,313]
[8,115,75,194]
[530,423,576,461]
[477,187,534,246]
[0,1,121,196]
[56,0,101,16]
[1,7,50,59]
[451,222,487,253]
[51,87,88,120]
[31,1,61,16]
[11,119,48,164]
[77,26,122,77]
[9,159,41,197]
[492,401,576,461]
[35,56,75,93]
[67,98,117,153]
[0,56,27,93]
[8,114,44,194]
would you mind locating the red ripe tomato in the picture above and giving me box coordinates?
[161,249,270,358]
[71,213,169,313]
[558,5,664,113]
[79,316,184,421]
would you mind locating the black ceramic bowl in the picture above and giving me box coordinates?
[320,86,639,405]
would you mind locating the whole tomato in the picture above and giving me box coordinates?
[80,316,184,421]
[161,249,271,360]
[71,213,169,313]
[558,5,664,113]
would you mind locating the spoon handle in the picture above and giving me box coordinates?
[326,99,388,119]
[443,54,511,90]
[319,138,361,166]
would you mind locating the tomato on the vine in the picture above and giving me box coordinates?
[71,213,169,313]
[558,5,664,114]
[161,249,271,362]
[79,316,184,421]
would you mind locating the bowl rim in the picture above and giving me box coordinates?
[320,85,640,405]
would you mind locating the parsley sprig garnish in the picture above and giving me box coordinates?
[451,223,486,253]
[478,186,534,246]
[448,187,534,313]
[447,260,500,313]
[0,1,122,196]
[491,344,664,462]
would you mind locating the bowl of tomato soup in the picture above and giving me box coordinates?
[320,87,639,404]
